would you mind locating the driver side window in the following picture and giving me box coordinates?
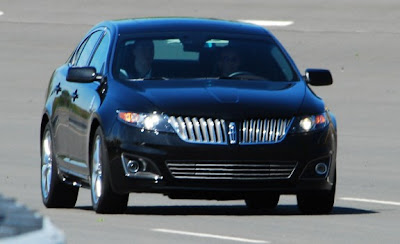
[89,32,111,74]
[71,30,103,67]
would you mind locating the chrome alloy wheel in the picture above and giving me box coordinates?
[41,129,53,199]
[91,135,103,205]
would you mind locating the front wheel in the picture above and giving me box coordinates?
[90,127,128,214]
[297,172,336,214]
[41,122,78,208]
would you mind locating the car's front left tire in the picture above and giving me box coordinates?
[41,122,79,208]
[297,171,336,215]
[90,127,129,214]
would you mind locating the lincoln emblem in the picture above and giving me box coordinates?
[228,122,237,144]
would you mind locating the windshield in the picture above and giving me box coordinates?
[113,33,299,81]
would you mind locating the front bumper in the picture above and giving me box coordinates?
[105,122,337,198]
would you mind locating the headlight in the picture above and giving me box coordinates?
[290,112,329,133]
[117,111,175,134]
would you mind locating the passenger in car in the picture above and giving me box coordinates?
[216,47,242,76]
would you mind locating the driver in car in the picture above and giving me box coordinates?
[131,40,155,78]
[120,40,155,79]
[217,47,242,77]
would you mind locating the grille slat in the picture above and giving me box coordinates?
[256,119,262,142]
[166,161,297,180]
[184,117,195,141]
[207,119,216,142]
[250,120,256,143]
[261,120,267,142]
[215,119,224,143]
[169,167,286,172]
[192,117,202,142]
[199,118,209,142]
[242,120,248,143]
[270,119,275,142]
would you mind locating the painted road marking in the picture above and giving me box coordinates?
[239,19,293,27]
[341,197,400,206]
[0,11,3,16]
[153,229,270,243]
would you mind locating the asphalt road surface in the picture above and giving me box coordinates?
[1,0,400,243]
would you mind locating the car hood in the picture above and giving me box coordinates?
[117,79,324,119]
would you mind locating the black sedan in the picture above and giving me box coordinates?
[40,17,337,214]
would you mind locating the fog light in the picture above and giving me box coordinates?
[315,163,328,175]
[127,160,140,173]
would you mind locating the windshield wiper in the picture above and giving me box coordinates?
[214,76,252,80]
[129,77,169,81]
[143,77,169,80]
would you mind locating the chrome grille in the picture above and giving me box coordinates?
[169,116,228,144]
[166,161,298,180]
[169,116,293,145]
[240,118,292,144]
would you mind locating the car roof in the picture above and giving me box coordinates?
[95,17,270,36]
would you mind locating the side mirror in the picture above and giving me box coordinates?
[305,69,333,86]
[66,67,101,83]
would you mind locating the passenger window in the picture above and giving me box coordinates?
[270,46,295,81]
[74,31,103,67]
[89,33,111,74]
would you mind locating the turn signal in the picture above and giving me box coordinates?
[118,112,140,123]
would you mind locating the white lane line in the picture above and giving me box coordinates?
[239,19,294,27]
[0,11,3,16]
[153,228,270,244]
[340,197,400,206]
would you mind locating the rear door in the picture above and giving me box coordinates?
[50,64,71,172]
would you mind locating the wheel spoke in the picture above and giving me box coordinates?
[42,163,52,195]
[91,136,103,204]
[41,131,53,199]
[95,174,102,198]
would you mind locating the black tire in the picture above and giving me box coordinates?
[40,123,78,208]
[90,127,128,214]
[297,172,336,215]
[245,194,280,210]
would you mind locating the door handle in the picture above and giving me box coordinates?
[72,89,79,102]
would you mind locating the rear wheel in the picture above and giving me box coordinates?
[41,123,78,208]
[245,194,280,210]
[297,172,336,214]
[90,127,128,214]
